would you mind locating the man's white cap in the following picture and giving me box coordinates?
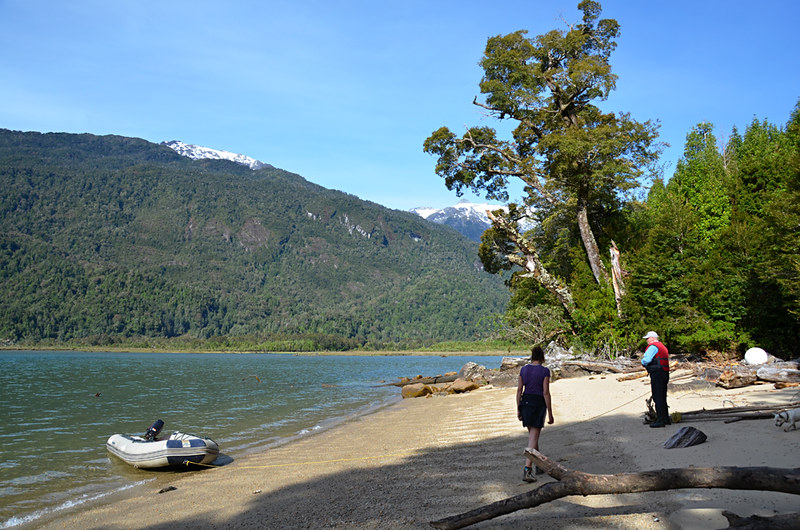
[643,331,659,339]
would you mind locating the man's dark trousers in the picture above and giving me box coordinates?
[650,369,669,421]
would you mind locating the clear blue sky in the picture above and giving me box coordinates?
[1,1,798,211]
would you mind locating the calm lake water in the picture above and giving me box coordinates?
[0,350,503,528]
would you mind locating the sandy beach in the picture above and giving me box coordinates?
[30,369,800,529]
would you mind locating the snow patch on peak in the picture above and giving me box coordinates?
[411,200,506,222]
[411,207,440,219]
[162,140,272,171]
[410,200,535,242]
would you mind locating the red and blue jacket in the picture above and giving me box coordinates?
[642,341,669,373]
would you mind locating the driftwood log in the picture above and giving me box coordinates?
[756,364,800,384]
[671,401,800,424]
[618,370,648,381]
[699,361,800,389]
[560,360,630,374]
[386,374,458,387]
[429,449,800,529]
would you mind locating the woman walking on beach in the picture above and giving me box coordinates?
[516,345,554,483]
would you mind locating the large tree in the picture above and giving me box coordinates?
[424,1,661,323]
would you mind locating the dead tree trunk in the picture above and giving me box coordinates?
[429,449,800,529]
[486,210,575,316]
[609,240,626,319]
[576,197,609,286]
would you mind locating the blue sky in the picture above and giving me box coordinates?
[1,1,798,211]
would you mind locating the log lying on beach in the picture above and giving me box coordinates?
[429,449,800,529]
[756,364,800,384]
[560,360,630,374]
[618,370,649,381]
[717,366,759,389]
[698,361,800,389]
[671,401,800,424]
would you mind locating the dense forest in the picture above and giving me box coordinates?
[0,129,510,351]
[425,0,799,360]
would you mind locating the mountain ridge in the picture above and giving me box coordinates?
[161,139,273,170]
[0,128,508,348]
[411,199,535,241]
[161,138,511,242]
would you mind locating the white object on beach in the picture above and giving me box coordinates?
[107,431,219,469]
[744,347,768,365]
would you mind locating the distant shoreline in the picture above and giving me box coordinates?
[0,345,524,356]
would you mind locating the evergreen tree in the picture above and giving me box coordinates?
[423,1,661,335]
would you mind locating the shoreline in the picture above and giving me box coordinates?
[25,371,800,529]
[0,346,523,356]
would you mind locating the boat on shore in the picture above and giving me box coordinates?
[106,420,220,469]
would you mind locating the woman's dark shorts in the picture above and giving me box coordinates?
[519,393,546,428]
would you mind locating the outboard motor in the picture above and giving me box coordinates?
[144,419,164,441]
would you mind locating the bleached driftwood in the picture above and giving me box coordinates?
[618,370,648,381]
[429,449,800,529]
[671,401,800,424]
[756,364,800,384]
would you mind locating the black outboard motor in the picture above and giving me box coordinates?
[144,419,164,441]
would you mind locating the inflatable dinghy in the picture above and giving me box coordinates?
[106,419,219,469]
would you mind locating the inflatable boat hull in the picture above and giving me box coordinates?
[106,431,219,469]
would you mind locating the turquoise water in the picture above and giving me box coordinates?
[0,350,502,527]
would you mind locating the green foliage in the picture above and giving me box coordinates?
[0,129,509,349]
[671,123,731,242]
[623,103,800,358]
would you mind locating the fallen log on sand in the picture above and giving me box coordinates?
[429,449,800,529]
[671,401,800,424]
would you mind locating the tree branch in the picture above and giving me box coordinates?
[486,211,574,314]
[430,449,800,529]
[458,130,557,205]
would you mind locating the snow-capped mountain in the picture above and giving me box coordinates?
[411,199,534,242]
[162,140,272,171]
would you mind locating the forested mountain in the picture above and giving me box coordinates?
[0,129,509,349]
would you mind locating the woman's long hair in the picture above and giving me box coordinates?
[530,345,545,363]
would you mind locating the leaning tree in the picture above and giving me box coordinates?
[424,0,662,323]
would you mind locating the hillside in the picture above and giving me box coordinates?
[0,129,509,349]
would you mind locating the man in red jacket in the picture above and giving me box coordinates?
[641,331,670,428]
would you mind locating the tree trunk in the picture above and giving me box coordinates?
[609,240,625,318]
[429,449,800,529]
[487,210,575,316]
[576,196,608,285]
